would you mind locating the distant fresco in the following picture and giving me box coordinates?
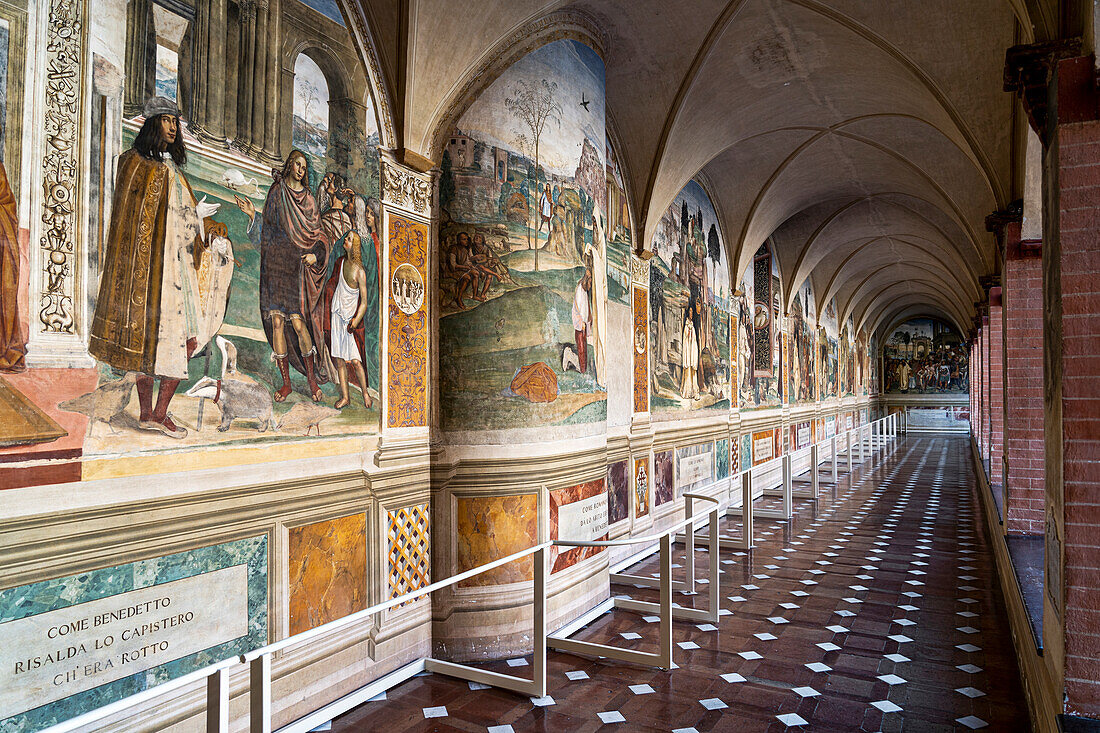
[883,318,968,394]
[840,316,856,397]
[788,278,816,404]
[649,180,731,414]
[438,40,608,433]
[818,299,839,399]
[736,243,781,408]
[605,138,632,305]
[0,4,384,487]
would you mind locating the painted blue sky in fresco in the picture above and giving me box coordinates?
[295,0,344,25]
[457,40,606,178]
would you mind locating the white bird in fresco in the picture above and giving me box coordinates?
[221,169,258,191]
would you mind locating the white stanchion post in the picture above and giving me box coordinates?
[846,431,853,472]
[782,453,793,518]
[249,655,271,733]
[658,534,674,669]
[831,436,838,483]
[206,668,229,733]
[811,444,820,498]
[684,494,696,594]
[533,545,547,698]
[741,471,754,548]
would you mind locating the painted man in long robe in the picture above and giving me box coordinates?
[236,150,330,402]
[89,98,221,438]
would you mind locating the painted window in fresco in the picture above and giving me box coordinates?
[735,243,781,408]
[883,318,968,394]
[648,180,731,413]
[0,0,384,484]
[438,40,608,433]
[605,137,632,306]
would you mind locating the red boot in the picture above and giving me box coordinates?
[303,348,323,402]
[273,353,292,402]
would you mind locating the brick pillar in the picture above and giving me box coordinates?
[987,286,1004,486]
[1045,54,1100,720]
[980,318,990,461]
[1003,227,1045,534]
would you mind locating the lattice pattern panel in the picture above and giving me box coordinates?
[387,503,430,606]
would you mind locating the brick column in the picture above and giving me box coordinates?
[980,316,990,461]
[1044,54,1100,720]
[987,285,1004,486]
[1003,227,1045,534]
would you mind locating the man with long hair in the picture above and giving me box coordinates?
[89,97,220,438]
[235,150,330,402]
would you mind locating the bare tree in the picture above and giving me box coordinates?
[297,79,322,126]
[506,79,561,272]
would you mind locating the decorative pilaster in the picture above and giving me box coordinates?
[377,153,432,464]
[25,0,95,367]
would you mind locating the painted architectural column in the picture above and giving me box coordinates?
[23,0,96,367]
[260,0,282,163]
[186,0,229,145]
[235,0,257,148]
[122,0,155,118]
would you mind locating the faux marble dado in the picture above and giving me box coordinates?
[634,456,650,518]
[654,450,674,507]
[0,536,267,732]
[388,504,430,604]
[550,479,607,574]
[716,437,730,480]
[331,435,1029,732]
[455,495,538,588]
[606,460,630,526]
[288,514,367,636]
[676,442,714,496]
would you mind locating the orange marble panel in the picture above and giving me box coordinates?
[550,479,607,574]
[288,513,367,636]
[387,215,428,428]
[455,494,538,588]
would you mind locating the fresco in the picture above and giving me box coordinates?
[736,243,781,408]
[0,6,384,487]
[840,316,857,397]
[648,180,731,414]
[607,459,630,525]
[882,317,968,394]
[788,278,816,404]
[818,299,839,399]
[605,139,632,305]
[438,40,608,434]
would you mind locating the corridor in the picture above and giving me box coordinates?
[332,436,1027,732]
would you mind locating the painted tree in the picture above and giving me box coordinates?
[506,79,562,271]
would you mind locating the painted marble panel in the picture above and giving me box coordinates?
[883,317,968,394]
[607,459,630,525]
[632,285,649,413]
[288,513,367,636]
[387,214,428,427]
[634,456,650,518]
[455,494,538,588]
[649,180,731,415]
[676,442,714,496]
[739,433,751,473]
[752,429,775,466]
[388,503,430,605]
[550,479,607,573]
[438,40,608,433]
[654,449,674,507]
[0,536,267,731]
[715,437,730,480]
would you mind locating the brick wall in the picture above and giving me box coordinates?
[1003,226,1045,534]
[988,290,1004,486]
[1052,56,1100,720]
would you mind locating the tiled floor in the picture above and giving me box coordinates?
[331,435,1029,732]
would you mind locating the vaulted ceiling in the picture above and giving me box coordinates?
[354,0,1060,340]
